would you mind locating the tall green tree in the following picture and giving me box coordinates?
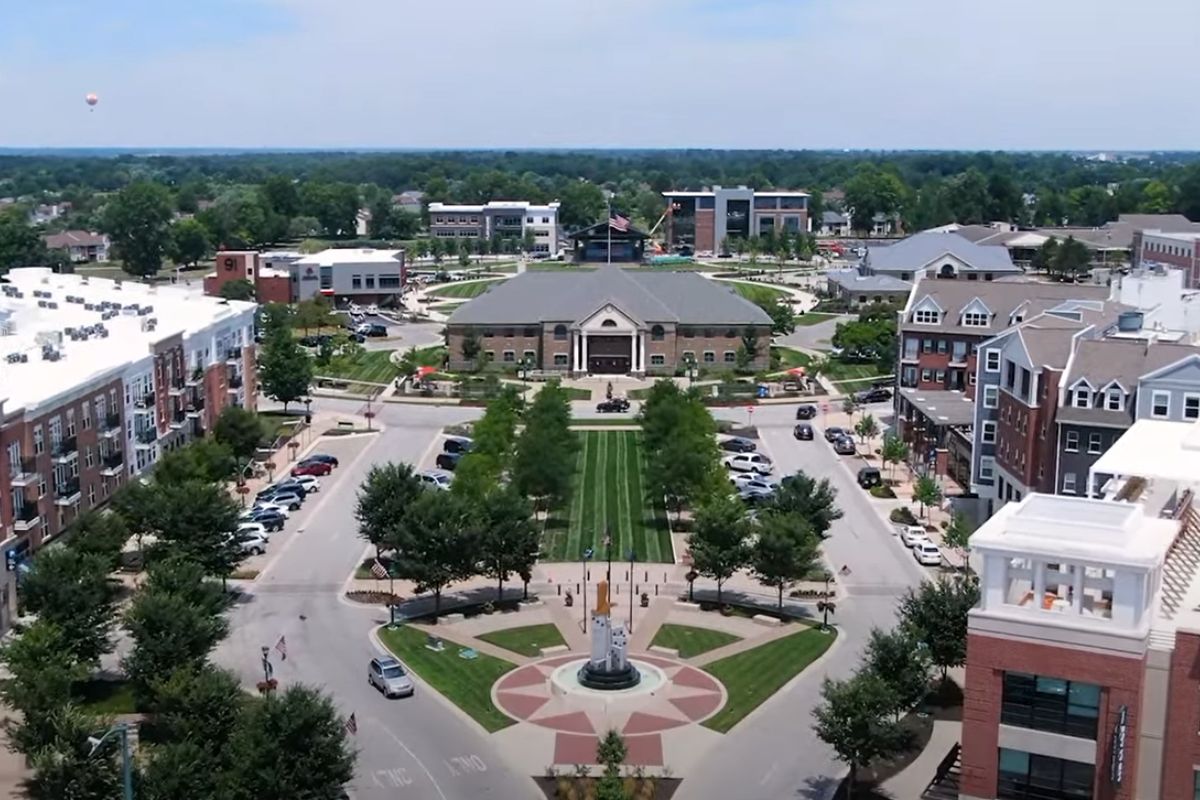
[101,180,174,277]
[0,206,50,274]
[152,664,244,751]
[19,547,118,666]
[813,672,911,797]
[751,513,819,608]
[219,278,256,301]
[258,175,301,218]
[154,439,237,486]
[258,329,313,411]
[880,434,908,484]
[146,482,242,579]
[863,627,931,719]
[942,512,975,566]
[64,510,129,571]
[1052,235,1091,280]
[769,472,843,538]
[688,494,752,607]
[898,575,980,679]
[24,705,123,800]
[854,413,879,445]
[511,381,577,509]
[912,475,942,519]
[213,406,265,462]
[475,486,540,603]
[390,490,479,620]
[168,218,212,267]
[0,620,85,756]
[558,180,607,230]
[1033,237,1059,275]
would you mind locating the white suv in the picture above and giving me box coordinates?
[723,453,773,475]
[418,470,453,491]
[912,541,943,567]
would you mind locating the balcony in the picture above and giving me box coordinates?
[169,409,188,431]
[134,428,157,448]
[135,392,156,409]
[51,436,78,464]
[54,479,81,506]
[228,374,244,390]
[100,451,124,477]
[101,411,122,438]
[13,504,39,533]
[186,366,203,387]
[226,347,242,364]
[186,397,205,418]
[168,378,186,397]
[9,457,38,487]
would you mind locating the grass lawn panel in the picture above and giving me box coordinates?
[477,623,566,657]
[379,625,516,732]
[427,280,503,299]
[701,626,835,733]
[771,347,812,371]
[729,282,787,305]
[650,624,741,658]
[258,410,306,444]
[543,431,671,563]
[318,350,401,383]
[793,312,839,326]
[821,359,887,383]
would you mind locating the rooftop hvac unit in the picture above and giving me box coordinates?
[34,330,63,348]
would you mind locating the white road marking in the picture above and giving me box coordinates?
[373,719,449,800]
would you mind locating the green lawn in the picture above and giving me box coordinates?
[427,279,505,299]
[771,347,812,371]
[379,625,516,732]
[543,431,672,563]
[316,349,401,384]
[560,386,592,401]
[75,679,138,714]
[702,626,836,732]
[728,282,788,306]
[429,301,466,312]
[650,624,741,658]
[477,623,567,657]
[793,312,839,327]
[821,359,886,383]
[259,410,306,445]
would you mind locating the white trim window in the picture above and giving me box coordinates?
[983,385,999,409]
[912,309,939,325]
[962,311,989,327]
[1151,390,1171,418]
[977,456,995,483]
[1087,432,1103,454]
[1185,393,1200,420]
[981,420,997,444]
[1105,388,1123,411]
[1064,430,1079,452]
[1062,472,1078,494]
[1072,385,1091,408]
[984,349,1001,372]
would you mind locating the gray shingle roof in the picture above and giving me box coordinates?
[901,279,1111,335]
[446,267,773,327]
[822,211,848,224]
[825,269,911,293]
[866,231,1018,274]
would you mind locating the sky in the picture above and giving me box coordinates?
[1,0,1198,150]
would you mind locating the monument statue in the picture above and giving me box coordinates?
[578,579,641,690]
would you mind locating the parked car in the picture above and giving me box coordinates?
[898,525,930,548]
[363,323,388,337]
[596,398,631,413]
[435,451,462,471]
[259,491,303,511]
[299,334,332,348]
[289,475,321,493]
[240,508,285,531]
[252,500,291,518]
[832,436,856,456]
[723,453,773,475]
[720,436,757,453]
[442,436,473,454]
[271,479,311,498]
[854,387,893,404]
[730,473,778,494]
[793,423,814,441]
[292,460,332,477]
[856,467,882,489]
[368,656,415,698]
[234,532,268,556]
[823,426,848,442]
[237,521,270,541]
[300,454,340,468]
[418,470,453,491]
[795,404,818,420]
[912,541,943,567]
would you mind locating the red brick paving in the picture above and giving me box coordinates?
[554,733,598,764]
[497,666,545,690]
[624,734,664,766]
[496,692,549,720]
[670,694,722,721]
[623,711,687,734]
[672,666,721,691]
[534,711,595,734]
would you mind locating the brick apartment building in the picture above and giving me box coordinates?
[0,268,257,633]
[444,266,772,375]
[427,201,560,254]
[662,186,810,253]
[1134,229,1200,288]
[959,419,1200,800]
[203,248,406,308]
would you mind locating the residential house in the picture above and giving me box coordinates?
[864,230,1021,284]
[42,230,110,263]
[818,211,851,237]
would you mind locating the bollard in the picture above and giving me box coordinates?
[645,570,649,582]
[576,583,580,594]
[557,585,562,595]
[655,585,659,595]
[663,572,667,582]
[625,570,629,581]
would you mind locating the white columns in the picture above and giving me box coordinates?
[630,332,639,372]
[581,332,589,374]
[639,333,647,373]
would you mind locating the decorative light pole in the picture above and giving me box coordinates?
[581,547,593,633]
[626,549,637,633]
[86,723,133,800]
[817,571,836,632]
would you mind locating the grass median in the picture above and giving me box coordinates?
[477,623,567,658]
[379,625,516,732]
[650,623,741,659]
[701,625,836,733]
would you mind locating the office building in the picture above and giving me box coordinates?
[427,201,560,254]
[203,248,406,308]
[661,186,810,254]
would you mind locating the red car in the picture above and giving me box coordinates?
[291,461,332,477]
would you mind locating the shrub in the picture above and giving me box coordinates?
[889,506,918,525]
[869,485,896,499]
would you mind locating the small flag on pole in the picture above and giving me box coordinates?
[344,712,357,736]
[371,559,389,580]
[275,635,287,661]
[609,212,630,232]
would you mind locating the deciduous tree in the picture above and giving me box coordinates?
[751,513,819,608]
[355,462,425,559]
[863,627,931,719]
[168,218,212,267]
[0,206,49,274]
[881,434,908,484]
[390,490,479,621]
[19,547,118,666]
[475,486,540,603]
[213,406,265,462]
[912,475,942,519]
[101,180,174,277]
[769,472,843,538]
[688,494,752,607]
[898,575,980,679]
[258,329,313,411]
[813,672,911,797]
[219,279,256,301]
[0,620,85,755]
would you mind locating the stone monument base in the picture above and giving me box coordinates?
[576,661,642,691]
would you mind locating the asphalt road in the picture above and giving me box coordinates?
[214,403,536,800]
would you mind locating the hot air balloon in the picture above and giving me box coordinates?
[85,93,99,111]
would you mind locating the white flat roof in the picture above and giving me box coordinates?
[427,201,559,213]
[1091,419,1200,484]
[0,268,255,414]
[1143,230,1200,242]
[292,248,403,267]
[971,493,1176,569]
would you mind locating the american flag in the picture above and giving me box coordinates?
[609,212,630,232]
[370,559,389,580]
[344,712,357,736]
[275,635,288,661]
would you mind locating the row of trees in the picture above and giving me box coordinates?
[1,410,355,798]
[356,384,578,616]
[813,574,980,796]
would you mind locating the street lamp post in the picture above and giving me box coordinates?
[581,547,593,633]
[87,723,133,800]
[627,549,637,633]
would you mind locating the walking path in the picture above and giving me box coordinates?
[703,273,818,313]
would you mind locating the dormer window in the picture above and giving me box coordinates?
[962,311,989,327]
[913,309,939,325]
[1105,389,1122,411]
[1010,313,1025,325]
[1072,385,1091,408]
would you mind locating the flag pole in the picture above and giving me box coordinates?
[607,199,612,267]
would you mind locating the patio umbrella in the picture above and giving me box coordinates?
[415,366,438,379]
[786,367,807,377]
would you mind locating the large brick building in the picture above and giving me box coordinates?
[960,419,1200,800]
[0,268,257,633]
[662,186,810,254]
[444,266,772,375]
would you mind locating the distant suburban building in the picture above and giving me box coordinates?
[1135,229,1200,287]
[444,266,772,375]
[863,230,1020,284]
[0,268,257,633]
[661,186,810,254]
[28,202,71,226]
[569,220,650,263]
[818,211,851,237]
[202,248,406,308]
[355,208,372,237]
[392,190,424,211]
[41,230,109,263]
[824,269,911,307]
[427,201,560,254]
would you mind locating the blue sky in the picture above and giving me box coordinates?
[0,0,1196,150]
